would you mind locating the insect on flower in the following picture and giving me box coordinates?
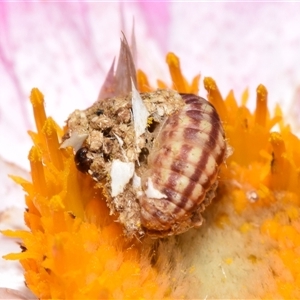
[139,93,227,236]
[60,37,228,238]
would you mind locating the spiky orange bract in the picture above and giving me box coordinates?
[138,53,300,299]
[2,89,176,300]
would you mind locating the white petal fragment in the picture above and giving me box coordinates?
[0,288,34,300]
[110,159,134,197]
[131,79,149,139]
[145,178,167,199]
[59,132,88,152]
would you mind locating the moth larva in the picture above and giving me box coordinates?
[139,94,227,236]
[62,91,227,237]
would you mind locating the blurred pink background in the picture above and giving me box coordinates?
[0,2,300,296]
[1,2,300,170]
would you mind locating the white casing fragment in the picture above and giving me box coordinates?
[114,133,124,147]
[131,79,150,139]
[59,132,89,152]
[132,173,143,197]
[145,177,167,199]
[110,159,135,197]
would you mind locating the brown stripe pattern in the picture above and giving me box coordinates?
[140,94,226,237]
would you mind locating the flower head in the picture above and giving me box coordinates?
[2,29,300,300]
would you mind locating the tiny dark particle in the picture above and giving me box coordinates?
[96,109,104,116]
[20,245,27,252]
[75,147,92,173]
[139,147,149,163]
[102,128,111,137]
[147,120,159,133]
[68,212,76,219]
